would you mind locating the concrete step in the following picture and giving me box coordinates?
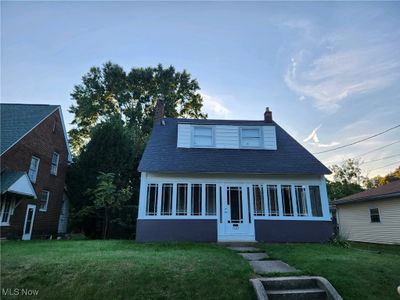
[263,277,318,290]
[267,288,327,300]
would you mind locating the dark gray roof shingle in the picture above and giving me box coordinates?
[1,103,59,155]
[138,118,331,175]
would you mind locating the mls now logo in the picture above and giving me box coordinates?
[2,288,39,296]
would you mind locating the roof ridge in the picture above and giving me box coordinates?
[0,103,59,107]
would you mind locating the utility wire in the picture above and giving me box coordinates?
[360,154,400,165]
[325,140,400,165]
[367,160,400,172]
[313,124,400,155]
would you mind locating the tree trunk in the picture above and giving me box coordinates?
[103,207,109,239]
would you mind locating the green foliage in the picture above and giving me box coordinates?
[330,234,350,248]
[367,166,400,188]
[327,159,365,200]
[67,117,142,238]
[69,62,206,153]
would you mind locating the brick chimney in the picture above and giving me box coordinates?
[154,98,165,124]
[264,107,272,122]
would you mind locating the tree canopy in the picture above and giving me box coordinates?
[69,62,206,153]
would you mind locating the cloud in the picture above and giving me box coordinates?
[304,125,340,148]
[284,32,400,112]
[200,92,232,119]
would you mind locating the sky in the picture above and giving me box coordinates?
[2,1,400,177]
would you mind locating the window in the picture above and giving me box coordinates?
[370,208,380,223]
[295,186,308,216]
[281,185,293,216]
[252,185,265,216]
[176,184,188,215]
[267,185,279,216]
[206,184,216,216]
[28,156,40,183]
[146,184,158,215]
[240,128,262,147]
[193,127,213,147]
[50,152,60,175]
[0,196,13,225]
[309,186,323,217]
[161,184,173,215]
[191,184,202,215]
[40,190,50,212]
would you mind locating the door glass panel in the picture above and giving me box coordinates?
[25,208,34,234]
[227,187,243,223]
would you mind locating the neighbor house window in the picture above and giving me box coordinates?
[309,186,323,217]
[50,152,60,175]
[267,185,279,216]
[161,184,173,216]
[28,156,40,183]
[252,185,265,216]
[295,186,308,216]
[40,190,50,212]
[370,208,380,223]
[193,127,213,147]
[281,185,293,216]
[176,184,188,215]
[146,184,158,215]
[0,196,13,225]
[191,184,202,215]
[206,184,216,216]
[240,128,262,147]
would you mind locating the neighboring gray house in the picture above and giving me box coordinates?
[333,181,400,245]
[136,103,332,242]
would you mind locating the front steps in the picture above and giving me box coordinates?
[250,276,343,300]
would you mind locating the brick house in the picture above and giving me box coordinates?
[0,103,71,240]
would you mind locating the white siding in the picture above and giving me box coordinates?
[177,124,191,148]
[177,124,277,150]
[337,198,400,244]
[215,126,239,148]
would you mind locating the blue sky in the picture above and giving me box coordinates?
[2,1,400,177]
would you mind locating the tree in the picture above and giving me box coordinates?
[92,172,132,239]
[368,166,400,188]
[67,117,144,238]
[327,159,365,200]
[69,62,206,153]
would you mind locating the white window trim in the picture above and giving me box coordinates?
[50,152,60,176]
[40,190,50,212]
[28,156,40,183]
[369,207,381,224]
[239,127,263,149]
[0,196,14,226]
[191,126,215,148]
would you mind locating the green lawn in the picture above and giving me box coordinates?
[260,242,400,300]
[0,240,255,300]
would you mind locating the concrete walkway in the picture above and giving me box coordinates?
[227,243,299,275]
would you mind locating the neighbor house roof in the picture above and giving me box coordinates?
[138,118,331,175]
[0,103,71,160]
[332,180,400,205]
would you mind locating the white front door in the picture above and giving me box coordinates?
[22,204,36,240]
[218,185,255,241]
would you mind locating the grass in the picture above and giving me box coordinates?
[0,240,256,300]
[259,242,400,300]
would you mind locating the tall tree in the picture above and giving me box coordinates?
[327,159,365,200]
[69,62,206,152]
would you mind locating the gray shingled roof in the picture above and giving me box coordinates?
[332,180,400,205]
[0,170,26,194]
[138,118,331,175]
[1,103,59,155]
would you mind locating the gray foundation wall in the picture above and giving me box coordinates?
[136,219,332,242]
[136,219,217,242]
[255,220,333,242]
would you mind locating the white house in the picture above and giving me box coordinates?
[333,180,400,245]
[136,103,332,242]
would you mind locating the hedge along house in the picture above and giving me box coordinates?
[136,102,332,242]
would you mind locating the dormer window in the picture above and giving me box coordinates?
[240,127,262,148]
[192,126,214,147]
